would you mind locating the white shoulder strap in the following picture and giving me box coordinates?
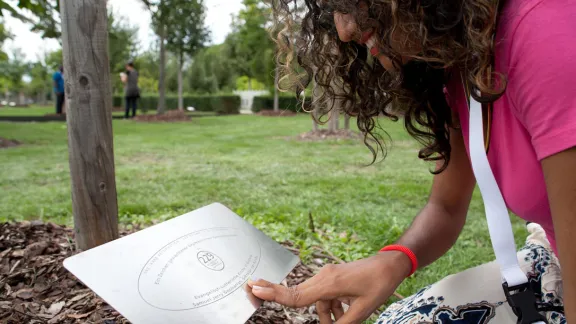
[467,95,528,287]
[469,95,548,324]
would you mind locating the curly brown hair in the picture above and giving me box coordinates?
[271,0,505,172]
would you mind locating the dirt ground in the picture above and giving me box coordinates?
[0,222,321,324]
[295,129,363,141]
[256,110,297,117]
[0,138,21,149]
[132,110,191,122]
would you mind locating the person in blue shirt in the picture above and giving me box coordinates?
[53,66,65,114]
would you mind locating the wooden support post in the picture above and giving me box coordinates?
[60,0,119,250]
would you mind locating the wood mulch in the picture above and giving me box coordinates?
[256,110,297,117]
[295,129,363,142]
[0,221,322,324]
[132,110,191,122]
[0,138,21,149]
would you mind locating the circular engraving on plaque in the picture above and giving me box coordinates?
[138,227,261,310]
[197,251,225,271]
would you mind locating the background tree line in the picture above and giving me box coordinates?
[0,0,282,111]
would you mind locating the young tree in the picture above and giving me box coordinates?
[0,48,30,105]
[60,0,118,250]
[228,0,275,90]
[163,0,209,110]
[132,48,160,94]
[141,0,169,114]
[27,52,51,105]
[186,44,236,94]
[45,48,62,69]
[206,44,237,91]
[0,20,12,97]
[0,20,11,61]
[108,10,138,94]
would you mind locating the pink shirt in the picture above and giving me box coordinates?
[445,0,576,255]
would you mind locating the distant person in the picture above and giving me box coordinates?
[121,61,140,119]
[52,66,65,115]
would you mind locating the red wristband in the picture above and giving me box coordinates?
[379,245,418,277]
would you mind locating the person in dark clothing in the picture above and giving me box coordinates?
[53,66,65,114]
[121,61,139,118]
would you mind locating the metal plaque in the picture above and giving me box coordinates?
[63,203,300,324]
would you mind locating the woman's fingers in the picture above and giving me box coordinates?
[317,300,345,323]
[248,278,327,308]
[248,275,318,292]
[331,300,345,320]
[247,264,347,309]
[316,300,334,324]
[337,297,351,306]
[336,296,380,324]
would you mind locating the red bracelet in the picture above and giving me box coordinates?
[379,245,418,277]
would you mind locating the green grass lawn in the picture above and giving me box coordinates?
[0,110,528,309]
[0,106,59,116]
[0,106,215,117]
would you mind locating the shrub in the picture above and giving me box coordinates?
[112,94,240,114]
[113,96,123,108]
[210,95,241,115]
[252,95,311,113]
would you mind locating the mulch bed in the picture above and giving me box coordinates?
[0,138,21,149]
[0,222,321,324]
[132,110,191,122]
[256,110,297,117]
[295,129,363,142]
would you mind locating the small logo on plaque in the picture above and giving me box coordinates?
[197,251,224,271]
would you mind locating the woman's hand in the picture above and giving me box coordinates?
[247,251,412,324]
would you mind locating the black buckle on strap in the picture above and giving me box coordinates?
[503,282,548,324]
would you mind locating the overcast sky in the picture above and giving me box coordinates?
[3,0,243,61]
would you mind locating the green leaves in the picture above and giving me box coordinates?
[107,10,138,92]
[0,20,11,62]
[0,48,31,91]
[162,0,210,60]
[0,0,60,39]
[227,0,275,86]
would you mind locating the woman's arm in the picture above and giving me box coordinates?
[395,121,476,268]
[248,122,477,324]
[541,147,576,322]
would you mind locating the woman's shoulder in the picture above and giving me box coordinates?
[499,0,576,161]
[500,0,576,39]
[499,0,576,88]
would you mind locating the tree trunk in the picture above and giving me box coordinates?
[328,109,339,132]
[273,66,279,112]
[312,109,319,132]
[272,9,280,113]
[311,76,319,132]
[157,25,167,114]
[177,53,184,111]
[41,86,47,105]
[60,0,119,250]
[344,114,350,130]
[247,78,252,90]
[18,91,26,106]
